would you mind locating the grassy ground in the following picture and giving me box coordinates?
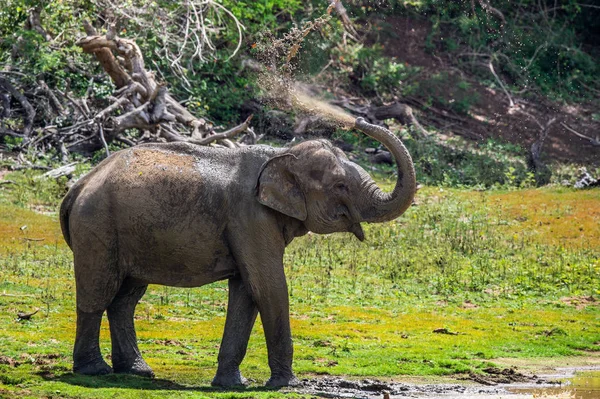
[0,169,599,398]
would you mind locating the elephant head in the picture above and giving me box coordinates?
[257,117,416,240]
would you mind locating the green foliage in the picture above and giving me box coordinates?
[335,128,536,189]
[0,0,304,128]
[0,166,90,209]
[333,0,600,101]
[173,60,255,124]
[0,136,24,151]
[356,47,422,100]
[404,0,600,101]
[0,1,97,92]
[226,0,302,32]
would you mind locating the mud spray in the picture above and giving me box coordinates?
[258,71,356,129]
[253,2,356,130]
[291,84,355,127]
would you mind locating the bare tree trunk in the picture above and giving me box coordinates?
[527,117,556,186]
[25,5,52,41]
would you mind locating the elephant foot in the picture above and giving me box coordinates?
[113,357,154,378]
[265,373,300,388]
[73,357,112,376]
[211,369,249,388]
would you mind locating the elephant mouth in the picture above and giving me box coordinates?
[349,223,365,242]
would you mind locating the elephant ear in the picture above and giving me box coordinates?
[256,154,307,221]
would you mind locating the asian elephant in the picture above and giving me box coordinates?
[59,117,416,387]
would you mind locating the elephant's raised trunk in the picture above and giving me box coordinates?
[354,117,416,223]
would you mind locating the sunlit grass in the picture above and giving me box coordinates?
[0,173,599,398]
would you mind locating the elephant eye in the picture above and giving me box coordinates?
[334,183,348,191]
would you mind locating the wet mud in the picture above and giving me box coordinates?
[292,368,600,398]
[295,376,515,398]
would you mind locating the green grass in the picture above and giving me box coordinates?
[0,169,599,398]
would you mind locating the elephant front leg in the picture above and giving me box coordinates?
[256,278,299,388]
[228,222,299,388]
[212,277,258,387]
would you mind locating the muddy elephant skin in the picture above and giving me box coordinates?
[59,117,416,387]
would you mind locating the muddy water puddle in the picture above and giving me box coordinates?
[292,368,600,398]
[509,369,600,399]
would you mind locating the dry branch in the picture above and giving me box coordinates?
[17,309,39,321]
[75,25,252,149]
[0,76,36,139]
[371,102,430,139]
[560,122,600,146]
[332,0,358,37]
[526,116,556,185]
[40,162,78,179]
[478,0,506,26]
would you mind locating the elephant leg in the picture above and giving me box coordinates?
[255,278,298,388]
[212,277,258,387]
[72,249,121,376]
[228,224,298,387]
[107,282,153,377]
[73,308,112,375]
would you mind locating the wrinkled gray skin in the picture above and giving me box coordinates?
[59,117,416,388]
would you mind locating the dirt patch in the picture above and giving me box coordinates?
[374,15,439,70]
[560,296,598,310]
[31,353,63,366]
[0,355,17,367]
[465,367,541,386]
[462,300,479,309]
[154,339,184,346]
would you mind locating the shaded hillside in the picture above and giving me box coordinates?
[369,15,599,164]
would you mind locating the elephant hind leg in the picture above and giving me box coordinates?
[72,251,121,376]
[73,309,112,375]
[107,282,153,377]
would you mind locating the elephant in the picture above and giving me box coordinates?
[59,117,416,387]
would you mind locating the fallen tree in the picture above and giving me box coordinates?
[1,22,255,161]
[75,22,254,152]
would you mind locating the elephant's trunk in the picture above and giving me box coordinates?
[354,117,416,223]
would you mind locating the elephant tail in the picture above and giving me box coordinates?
[60,182,84,249]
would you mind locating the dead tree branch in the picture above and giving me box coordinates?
[76,24,252,148]
[0,76,36,140]
[478,0,506,26]
[526,115,556,185]
[560,122,600,146]
[332,0,358,37]
[487,60,514,108]
[332,98,430,139]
